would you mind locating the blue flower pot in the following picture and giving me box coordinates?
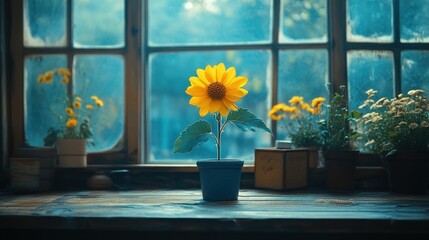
[196,159,244,201]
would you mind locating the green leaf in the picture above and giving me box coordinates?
[350,110,362,119]
[173,120,212,153]
[226,108,273,135]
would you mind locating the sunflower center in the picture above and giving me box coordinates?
[207,82,226,100]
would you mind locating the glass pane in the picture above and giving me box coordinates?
[347,0,393,42]
[24,0,66,47]
[24,55,67,147]
[400,0,429,43]
[148,0,272,46]
[73,55,125,152]
[148,51,272,163]
[401,51,429,93]
[277,49,329,140]
[347,50,395,112]
[279,0,327,43]
[73,0,125,48]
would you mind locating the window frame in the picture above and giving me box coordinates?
[7,0,141,165]
[5,0,428,170]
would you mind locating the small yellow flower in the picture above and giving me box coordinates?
[73,101,81,108]
[95,99,104,107]
[75,97,82,102]
[37,75,44,84]
[311,97,325,108]
[66,118,78,128]
[57,68,71,77]
[43,71,54,84]
[61,76,70,84]
[289,96,303,106]
[65,107,74,117]
[86,104,93,110]
[268,103,287,120]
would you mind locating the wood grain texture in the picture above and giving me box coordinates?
[0,189,428,240]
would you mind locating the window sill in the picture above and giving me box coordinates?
[0,189,428,240]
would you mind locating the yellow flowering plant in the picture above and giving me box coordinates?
[173,63,272,160]
[357,89,429,156]
[268,96,325,148]
[37,67,104,147]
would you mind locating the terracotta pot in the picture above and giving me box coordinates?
[56,139,87,168]
[323,150,359,192]
[384,150,429,194]
[196,159,244,201]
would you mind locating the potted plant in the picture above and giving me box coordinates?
[268,96,326,168]
[173,62,272,201]
[320,85,361,192]
[36,67,105,168]
[357,89,429,194]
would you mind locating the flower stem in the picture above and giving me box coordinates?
[216,113,222,161]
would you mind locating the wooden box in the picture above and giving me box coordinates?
[254,148,308,190]
[10,157,56,192]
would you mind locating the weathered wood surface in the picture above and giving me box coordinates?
[0,189,428,238]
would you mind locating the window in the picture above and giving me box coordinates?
[10,0,130,164]
[346,0,429,112]
[6,0,429,166]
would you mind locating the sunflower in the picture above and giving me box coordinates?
[185,63,248,117]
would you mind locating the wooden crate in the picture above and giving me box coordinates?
[10,157,56,192]
[254,148,308,190]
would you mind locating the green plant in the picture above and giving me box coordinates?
[37,68,105,147]
[320,85,361,151]
[268,96,325,148]
[173,62,272,160]
[357,89,429,156]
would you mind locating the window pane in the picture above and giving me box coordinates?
[401,51,429,93]
[277,49,329,140]
[279,0,327,43]
[347,0,393,42]
[400,0,429,43]
[73,55,125,152]
[24,55,67,147]
[347,50,394,112]
[24,0,66,47]
[148,0,272,46]
[147,51,272,163]
[73,0,125,48]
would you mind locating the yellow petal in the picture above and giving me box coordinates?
[196,69,210,85]
[222,67,236,85]
[225,94,241,102]
[227,89,247,98]
[199,106,209,117]
[209,100,220,113]
[194,97,211,108]
[222,98,238,111]
[189,76,207,87]
[204,65,216,83]
[216,63,226,83]
[218,103,229,116]
[186,86,207,97]
[226,76,248,89]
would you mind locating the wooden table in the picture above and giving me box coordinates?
[1,189,428,239]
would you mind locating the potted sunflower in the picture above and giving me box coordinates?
[173,62,272,201]
[357,89,429,194]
